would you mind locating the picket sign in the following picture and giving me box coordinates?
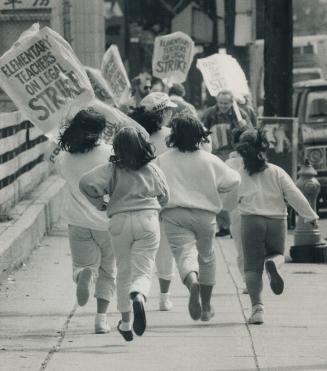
[196,53,250,99]
[91,99,149,144]
[152,31,194,84]
[101,45,131,107]
[0,23,95,142]
[85,66,114,105]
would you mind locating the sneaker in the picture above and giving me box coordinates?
[265,260,284,295]
[215,228,231,237]
[159,293,173,311]
[132,293,146,336]
[117,320,133,342]
[95,313,110,334]
[188,282,201,320]
[248,304,264,325]
[201,305,215,322]
[76,268,92,306]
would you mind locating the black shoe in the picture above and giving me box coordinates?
[117,320,133,342]
[215,228,231,237]
[265,260,284,295]
[188,282,201,321]
[132,294,146,336]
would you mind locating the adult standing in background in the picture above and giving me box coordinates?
[202,89,252,237]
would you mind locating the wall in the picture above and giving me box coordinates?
[0,111,49,216]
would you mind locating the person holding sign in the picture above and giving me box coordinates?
[202,89,251,237]
[79,127,169,341]
[48,108,116,334]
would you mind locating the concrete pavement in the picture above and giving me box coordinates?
[1,216,327,371]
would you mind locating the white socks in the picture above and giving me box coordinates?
[119,320,132,331]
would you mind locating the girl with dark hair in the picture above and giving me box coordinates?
[79,126,169,341]
[129,93,176,312]
[156,114,241,322]
[234,128,318,324]
[49,108,116,335]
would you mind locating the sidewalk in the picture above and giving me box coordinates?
[1,216,327,370]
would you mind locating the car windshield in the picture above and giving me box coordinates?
[305,90,327,123]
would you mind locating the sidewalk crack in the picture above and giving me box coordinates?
[38,303,78,371]
[217,241,261,371]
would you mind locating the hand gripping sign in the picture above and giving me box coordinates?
[152,31,194,85]
[101,45,131,107]
[196,53,250,123]
[0,23,95,141]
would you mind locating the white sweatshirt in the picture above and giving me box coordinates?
[226,155,318,222]
[156,148,241,214]
[54,143,112,231]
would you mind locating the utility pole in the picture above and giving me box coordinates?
[264,0,293,116]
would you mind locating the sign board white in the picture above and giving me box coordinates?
[0,23,95,140]
[0,0,52,10]
[152,31,194,84]
[101,45,131,107]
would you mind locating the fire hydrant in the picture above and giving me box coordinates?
[290,159,327,262]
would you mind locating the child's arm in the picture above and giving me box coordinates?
[79,164,111,210]
[279,169,319,222]
[217,161,241,193]
[151,163,170,208]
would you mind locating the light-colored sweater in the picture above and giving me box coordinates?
[79,162,169,218]
[156,148,241,214]
[54,143,111,231]
[226,155,318,222]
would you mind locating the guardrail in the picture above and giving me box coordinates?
[0,111,49,216]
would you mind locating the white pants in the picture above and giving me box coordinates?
[155,222,175,281]
[68,225,116,302]
[109,210,160,313]
[161,208,216,286]
[230,210,244,280]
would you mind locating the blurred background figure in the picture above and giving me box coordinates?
[130,72,152,108]
[202,89,251,238]
[151,77,166,93]
[168,83,198,118]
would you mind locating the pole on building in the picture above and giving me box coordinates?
[263,0,292,117]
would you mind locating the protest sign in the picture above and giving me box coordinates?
[101,45,131,107]
[196,53,250,99]
[85,66,114,104]
[152,31,194,84]
[0,23,95,140]
[91,99,149,144]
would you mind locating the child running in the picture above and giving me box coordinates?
[79,126,169,341]
[129,92,177,312]
[235,128,318,324]
[48,108,116,334]
[156,114,241,322]
[225,127,250,294]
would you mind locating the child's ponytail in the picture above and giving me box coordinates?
[236,129,268,175]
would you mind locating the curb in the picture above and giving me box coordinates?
[0,175,66,279]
